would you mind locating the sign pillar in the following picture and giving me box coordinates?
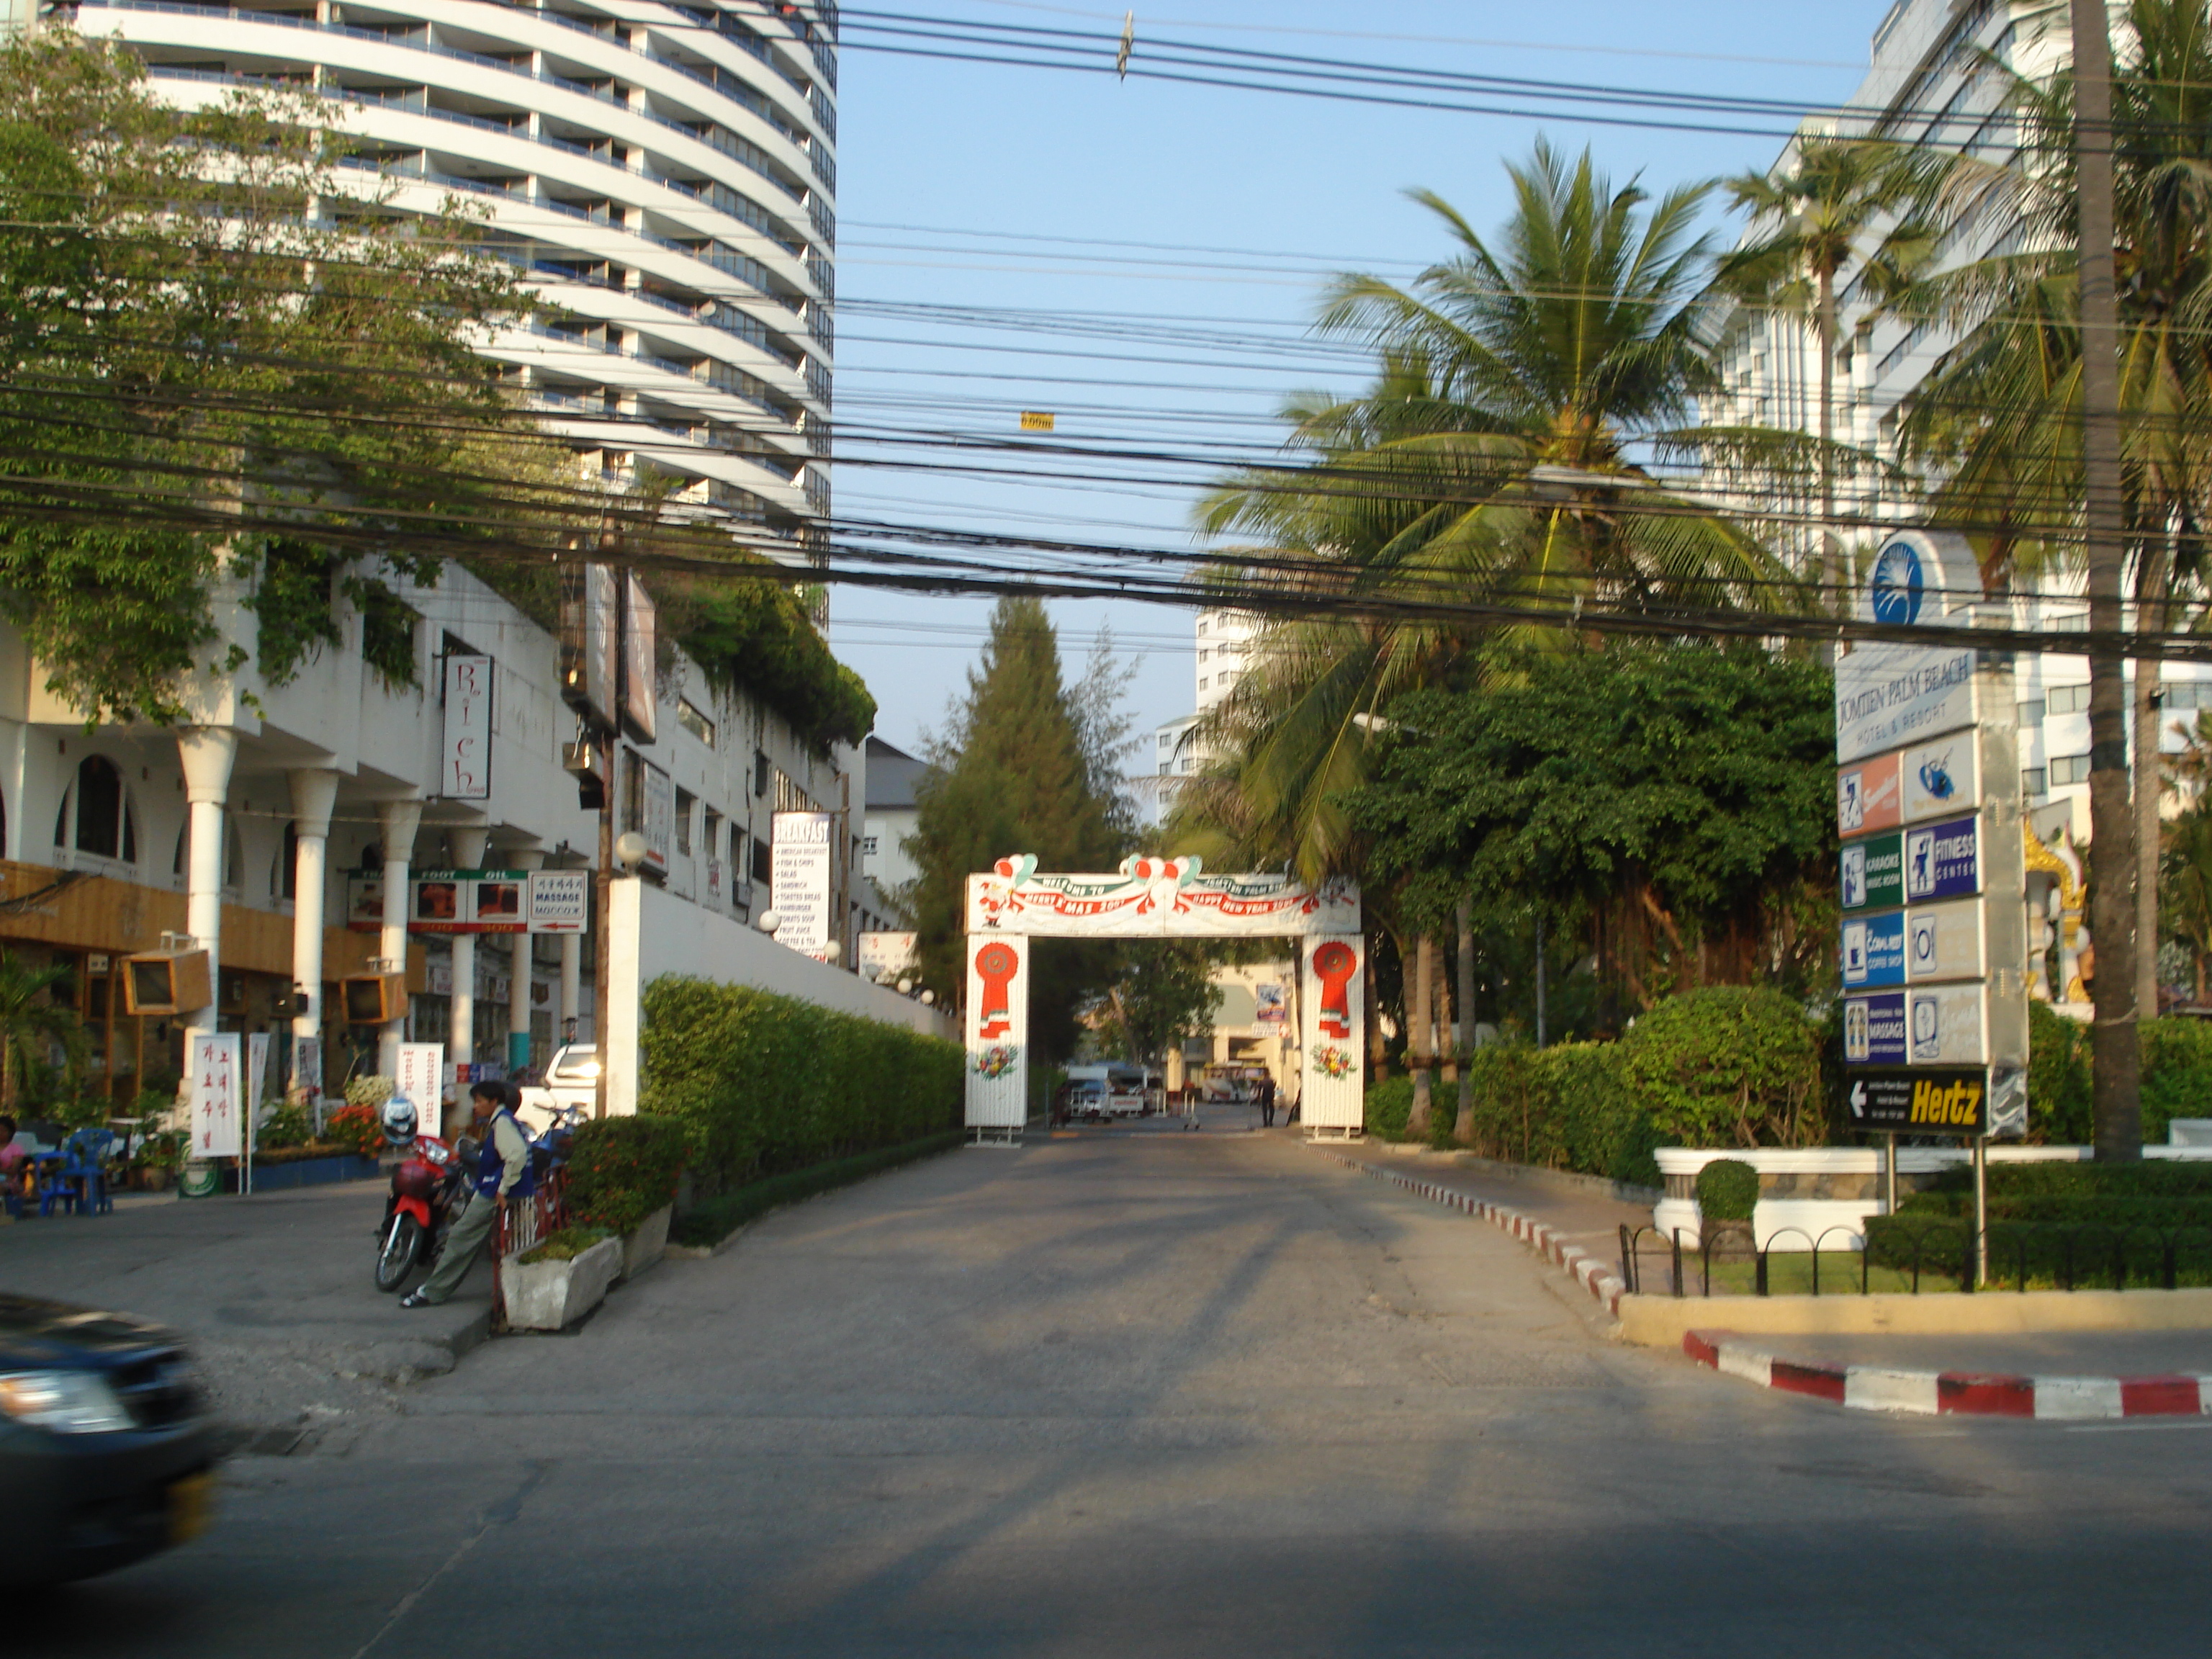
[963,935,1030,1140]
[1298,935,1365,1135]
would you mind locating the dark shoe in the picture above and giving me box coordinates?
[400,1291,439,1309]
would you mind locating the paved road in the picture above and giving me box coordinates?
[25,1133,2212,1657]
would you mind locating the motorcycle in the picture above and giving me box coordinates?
[373,1130,471,1294]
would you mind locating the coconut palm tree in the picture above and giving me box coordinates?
[0,953,81,1115]
[1716,136,1953,609]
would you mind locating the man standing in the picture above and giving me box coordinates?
[1256,1074,1277,1128]
[401,1079,534,1309]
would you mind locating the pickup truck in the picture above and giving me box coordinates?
[514,1043,600,1132]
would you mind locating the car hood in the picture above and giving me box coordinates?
[0,1293,185,1372]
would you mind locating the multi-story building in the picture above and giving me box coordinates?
[78,0,837,547]
[1704,0,2212,846]
[859,734,922,917]
[1151,607,1259,822]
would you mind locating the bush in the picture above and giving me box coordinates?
[565,1117,689,1236]
[2141,1018,2212,1144]
[670,1130,964,1249]
[257,1097,313,1151]
[323,1103,384,1161]
[2026,1010,2212,1146]
[640,976,963,1194]
[1696,1158,1760,1220]
[1364,1075,1414,1139]
[517,1227,614,1265]
[1617,986,1822,1148]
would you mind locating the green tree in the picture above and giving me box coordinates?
[1900,0,2212,1156]
[1717,137,1951,607]
[1092,943,1223,1071]
[0,953,80,1115]
[900,598,1132,1064]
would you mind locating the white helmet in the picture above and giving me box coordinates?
[380,1094,418,1146]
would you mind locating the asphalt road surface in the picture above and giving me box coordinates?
[28,1130,2212,1657]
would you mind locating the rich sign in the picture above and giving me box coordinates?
[1843,992,1908,1065]
[1904,814,1979,902]
[1840,832,1905,912]
[1843,1067,1989,1136]
[1841,912,1905,989]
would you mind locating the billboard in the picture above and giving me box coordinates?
[1836,752,1901,837]
[1840,832,1904,912]
[1840,912,1906,989]
[621,573,658,745]
[440,654,493,799]
[772,811,835,957]
[559,562,619,732]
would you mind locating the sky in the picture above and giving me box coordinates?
[825,1,1894,774]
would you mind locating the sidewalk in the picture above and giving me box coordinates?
[1324,1138,1654,1264]
[0,1181,493,1435]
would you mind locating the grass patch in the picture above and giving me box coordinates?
[670,1130,966,1250]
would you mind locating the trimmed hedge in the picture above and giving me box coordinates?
[565,1117,688,1236]
[639,976,963,1194]
[1696,1159,1760,1221]
[2026,1004,2212,1144]
[670,1128,965,1249]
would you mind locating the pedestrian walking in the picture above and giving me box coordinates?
[1257,1076,1277,1128]
[400,1079,534,1309]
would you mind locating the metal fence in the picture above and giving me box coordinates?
[489,1172,571,1326]
[1619,1219,2212,1297]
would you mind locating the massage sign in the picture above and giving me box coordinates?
[1834,531,2030,1138]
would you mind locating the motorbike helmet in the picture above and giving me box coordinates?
[380,1093,418,1146]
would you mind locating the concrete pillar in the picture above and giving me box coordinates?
[506,847,542,1073]
[287,768,341,1100]
[176,728,238,1054]
[377,799,423,1079]
[603,875,642,1115]
[447,828,487,1096]
[559,930,583,1047]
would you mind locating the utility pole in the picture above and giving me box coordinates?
[2073,0,2141,1160]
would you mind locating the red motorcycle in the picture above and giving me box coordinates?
[373,1133,469,1292]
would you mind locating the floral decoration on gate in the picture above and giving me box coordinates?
[1313,1046,1356,1080]
[972,1044,1020,1079]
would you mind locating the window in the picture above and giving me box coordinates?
[276,821,299,901]
[2047,683,2090,716]
[1197,677,1208,691]
[675,788,696,855]
[703,808,723,861]
[863,835,879,856]
[678,700,716,747]
[750,832,771,886]
[53,756,138,864]
[2016,699,2046,727]
[2049,753,2092,787]
[2022,767,2048,797]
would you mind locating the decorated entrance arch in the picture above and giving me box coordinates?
[963,855,1365,1140]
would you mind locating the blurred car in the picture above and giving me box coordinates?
[515,1043,600,1130]
[0,1294,220,1588]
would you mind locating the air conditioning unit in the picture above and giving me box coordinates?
[121,948,212,1017]
[341,972,408,1025]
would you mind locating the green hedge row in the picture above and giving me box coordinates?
[2028,1004,2212,1144]
[670,1130,965,1249]
[1864,1214,2212,1287]
[639,976,963,1195]
[1363,986,1823,1187]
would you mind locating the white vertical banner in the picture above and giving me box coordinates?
[1299,935,1365,1133]
[441,654,493,799]
[963,932,1030,1130]
[190,1034,243,1160]
[246,1033,271,1149]
[396,1043,446,1136]
[291,1035,322,1100]
[772,811,835,958]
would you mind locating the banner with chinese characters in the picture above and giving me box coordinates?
[191,1034,243,1160]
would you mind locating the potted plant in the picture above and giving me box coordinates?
[563,1118,688,1281]
[503,1228,621,1331]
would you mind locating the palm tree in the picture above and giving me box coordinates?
[1901,0,2212,1149]
[1717,138,1951,609]
[1174,140,1810,1136]
[0,953,81,1115]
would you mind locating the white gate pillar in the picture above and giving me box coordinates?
[963,932,1030,1141]
[1299,934,1366,1136]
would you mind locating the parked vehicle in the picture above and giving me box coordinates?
[1064,1063,1150,1120]
[516,1044,600,1130]
[373,1132,469,1293]
[0,1294,220,1588]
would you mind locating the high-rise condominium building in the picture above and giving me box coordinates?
[78,0,836,547]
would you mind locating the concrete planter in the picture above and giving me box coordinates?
[502,1236,621,1331]
[621,1205,673,1282]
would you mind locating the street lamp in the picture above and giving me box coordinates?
[756,909,781,934]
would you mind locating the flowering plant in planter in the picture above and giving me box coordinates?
[565,1118,688,1236]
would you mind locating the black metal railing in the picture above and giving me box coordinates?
[1618,1220,2212,1297]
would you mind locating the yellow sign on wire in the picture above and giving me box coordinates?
[1020,411,1055,433]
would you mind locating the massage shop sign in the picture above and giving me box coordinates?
[1835,530,2028,1138]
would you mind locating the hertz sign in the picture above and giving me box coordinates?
[1844,1067,1987,1136]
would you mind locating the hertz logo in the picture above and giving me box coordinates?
[1910,1078,1983,1126]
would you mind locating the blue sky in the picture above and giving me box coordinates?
[826,2,1891,768]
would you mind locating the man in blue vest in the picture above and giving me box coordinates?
[402,1079,535,1309]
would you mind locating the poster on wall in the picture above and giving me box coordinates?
[190,1034,243,1159]
[858,931,918,981]
[1254,983,1287,1025]
[772,811,835,958]
[346,875,387,932]
[441,653,493,799]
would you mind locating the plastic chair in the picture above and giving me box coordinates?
[52,1130,115,1218]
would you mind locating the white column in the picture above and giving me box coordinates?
[559,930,582,1047]
[604,876,642,1115]
[447,827,487,1089]
[287,768,340,1093]
[176,728,238,1053]
[377,799,423,1079]
[506,848,542,1072]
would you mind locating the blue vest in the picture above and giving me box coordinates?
[472,1108,538,1202]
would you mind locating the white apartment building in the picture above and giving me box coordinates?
[76,0,836,544]
[1706,0,2212,840]
[1151,607,1257,820]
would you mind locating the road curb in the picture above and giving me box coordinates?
[1682,1328,2212,1419]
[1323,1152,1627,1316]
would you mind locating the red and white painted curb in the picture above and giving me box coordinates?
[1684,1329,2212,1420]
[1326,1154,1627,1316]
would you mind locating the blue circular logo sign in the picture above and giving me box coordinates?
[1869,538,1925,625]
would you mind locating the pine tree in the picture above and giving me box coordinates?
[901,597,1130,1063]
